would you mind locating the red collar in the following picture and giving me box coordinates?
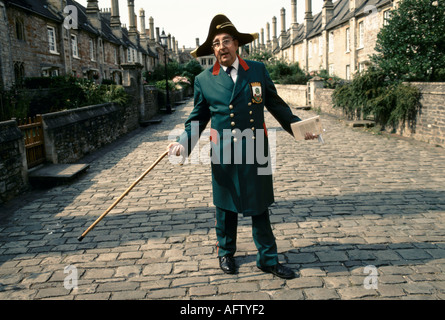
[212,55,249,76]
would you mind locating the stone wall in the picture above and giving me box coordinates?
[0,120,27,204]
[277,82,445,147]
[392,83,445,146]
[42,102,131,164]
[275,84,307,106]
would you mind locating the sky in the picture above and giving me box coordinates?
[77,0,324,49]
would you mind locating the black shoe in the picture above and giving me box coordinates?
[219,255,236,274]
[258,263,296,279]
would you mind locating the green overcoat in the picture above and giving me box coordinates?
[178,56,301,216]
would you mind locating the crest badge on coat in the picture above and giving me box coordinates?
[250,82,263,104]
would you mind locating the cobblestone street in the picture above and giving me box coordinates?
[1,99,445,300]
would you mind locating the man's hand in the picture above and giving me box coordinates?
[304,132,318,140]
[167,142,185,156]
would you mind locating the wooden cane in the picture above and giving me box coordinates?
[78,150,169,241]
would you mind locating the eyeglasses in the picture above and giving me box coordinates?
[212,38,234,50]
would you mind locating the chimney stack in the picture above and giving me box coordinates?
[86,0,101,31]
[304,0,313,35]
[127,0,138,41]
[139,9,146,38]
[322,0,334,29]
[272,16,278,49]
[280,8,288,47]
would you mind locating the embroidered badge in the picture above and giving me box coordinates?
[250,82,263,104]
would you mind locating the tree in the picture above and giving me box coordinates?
[372,0,445,81]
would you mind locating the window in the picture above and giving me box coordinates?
[328,31,334,53]
[383,10,391,26]
[319,36,323,56]
[346,28,350,52]
[13,62,25,85]
[201,58,206,66]
[346,65,351,80]
[358,21,364,48]
[15,18,25,41]
[208,58,214,65]
[47,26,58,53]
[114,47,118,64]
[71,34,79,58]
[89,39,95,61]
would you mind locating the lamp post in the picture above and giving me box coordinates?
[160,30,172,114]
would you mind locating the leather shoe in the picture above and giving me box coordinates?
[219,255,236,274]
[258,263,296,279]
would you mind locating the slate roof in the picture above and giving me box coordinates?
[5,0,62,22]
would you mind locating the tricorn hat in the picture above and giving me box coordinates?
[191,14,259,58]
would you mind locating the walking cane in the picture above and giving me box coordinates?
[77,150,169,242]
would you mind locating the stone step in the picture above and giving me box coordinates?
[28,163,89,187]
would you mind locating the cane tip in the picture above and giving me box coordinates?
[77,235,84,242]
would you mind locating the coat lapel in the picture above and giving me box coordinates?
[211,62,234,93]
[231,56,250,102]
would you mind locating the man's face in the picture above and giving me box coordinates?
[212,33,239,67]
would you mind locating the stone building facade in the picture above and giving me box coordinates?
[251,0,399,80]
[0,0,183,89]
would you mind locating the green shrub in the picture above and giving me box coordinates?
[332,67,420,128]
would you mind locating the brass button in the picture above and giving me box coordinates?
[249,111,253,115]
[248,102,252,106]
[230,113,235,118]
[232,129,236,134]
[251,127,255,131]
[250,119,254,123]
[252,136,256,140]
[233,138,238,142]
[229,105,234,109]
[231,121,235,126]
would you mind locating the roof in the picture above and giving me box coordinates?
[5,0,62,22]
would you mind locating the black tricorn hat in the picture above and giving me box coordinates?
[191,14,259,58]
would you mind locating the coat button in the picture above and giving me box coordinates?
[248,102,252,106]
[231,122,235,126]
[250,119,254,123]
[251,127,255,131]
[230,113,234,118]
[233,138,238,142]
[229,105,234,109]
[249,111,253,115]
[232,129,236,134]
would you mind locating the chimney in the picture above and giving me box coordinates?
[260,28,265,49]
[86,0,101,31]
[168,33,172,51]
[149,17,156,44]
[47,0,67,12]
[156,27,160,43]
[280,8,288,47]
[127,0,137,40]
[110,0,121,29]
[304,0,314,35]
[272,16,278,49]
[349,0,363,13]
[266,22,271,49]
[291,0,298,29]
[139,9,146,38]
[196,38,200,48]
[322,0,334,29]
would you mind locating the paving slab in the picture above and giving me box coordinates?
[1,98,445,302]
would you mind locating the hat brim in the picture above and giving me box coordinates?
[191,14,258,58]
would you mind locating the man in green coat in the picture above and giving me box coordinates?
[167,14,317,279]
